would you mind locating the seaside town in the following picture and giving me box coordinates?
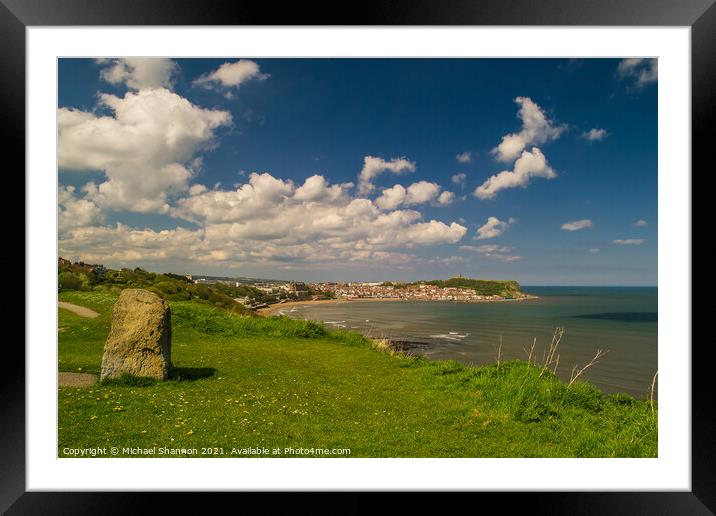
[58,258,534,309]
[307,282,526,302]
[192,277,534,304]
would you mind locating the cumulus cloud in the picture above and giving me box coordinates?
[294,174,351,202]
[451,173,467,186]
[375,184,406,210]
[475,216,514,240]
[58,223,205,264]
[193,59,268,96]
[491,97,566,163]
[374,181,451,210]
[58,186,104,234]
[404,181,440,205]
[357,156,415,195]
[163,171,467,258]
[173,172,295,224]
[57,78,468,270]
[98,58,178,91]
[405,221,467,245]
[582,128,608,141]
[437,191,455,206]
[460,244,521,262]
[60,209,467,270]
[474,147,555,200]
[60,167,469,269]
[58,88,232,213]
[617,58,658,87]
[613,239,645,245]
[456,151,472,163]
[633,219,648,227]
[188,184,208,196]
[561,219,593,231]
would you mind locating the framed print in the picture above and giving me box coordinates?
[6,0,711,512]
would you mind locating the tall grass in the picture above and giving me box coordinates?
[171,301,328,339]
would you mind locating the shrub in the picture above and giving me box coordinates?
[59,271,91,291]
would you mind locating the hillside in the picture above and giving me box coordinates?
[57,290,657,458]
[425,277,527,298]
[382,277,530,299]
[58,258,275,315]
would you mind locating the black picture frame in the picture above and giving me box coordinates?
[5,0,710,512]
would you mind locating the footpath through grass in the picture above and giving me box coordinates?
[58,291,657,458]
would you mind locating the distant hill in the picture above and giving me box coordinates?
[424,277,527,298]
[381,277,529,299]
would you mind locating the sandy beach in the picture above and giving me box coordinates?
[256,295,538,316]
[256,297,403,316]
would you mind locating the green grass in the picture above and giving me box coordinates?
[58,291,657,458]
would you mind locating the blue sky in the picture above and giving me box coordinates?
[58,58,657,285]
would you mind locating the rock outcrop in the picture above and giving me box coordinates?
[100,289,172,381]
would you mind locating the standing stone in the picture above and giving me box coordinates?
[100,289,172,381]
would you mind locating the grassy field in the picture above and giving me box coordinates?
[58,291,658,458]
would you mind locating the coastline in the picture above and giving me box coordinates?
[256,297,403,316]
[256,294,538,316]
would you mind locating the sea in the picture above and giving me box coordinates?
[281,286,658,398]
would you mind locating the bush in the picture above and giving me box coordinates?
[59,271,91,291]
[170,302,328,339]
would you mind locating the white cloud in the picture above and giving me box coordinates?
[161,171,467,260]
[173,172,295,224]
[456,151,472,163]
[58,88,232,213]
[633,219,648,227]
[193,59,268,95]
[437,191,455,206]
[188,184,208,196]
[460,244,521,262]
[60,167,469,270]
[613,239,645,245]
[98,58,178,91]
[294,174,350,202]
[405,221,467,245]
[588,248,601,254]
[475,216,514,240]
[405,181,440,205]
[474,147,555,200]
[375,184,407,210]
[491,97,566,163]
[357,156,415,195]
[59,223,206,265]
[561,219,593,231]
[617,58,658,87]
[451,173,467,186]
[375,181,449,210]
[582,128,608,141]
[58,186,104,233]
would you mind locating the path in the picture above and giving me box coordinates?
[58,301,99,318]
[58,372,97,388]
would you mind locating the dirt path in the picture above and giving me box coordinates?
[58,372,97,388]
[58,301,99,318]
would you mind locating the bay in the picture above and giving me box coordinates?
[283,286,658,398]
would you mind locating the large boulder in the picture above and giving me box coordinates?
[100,289,172,381]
